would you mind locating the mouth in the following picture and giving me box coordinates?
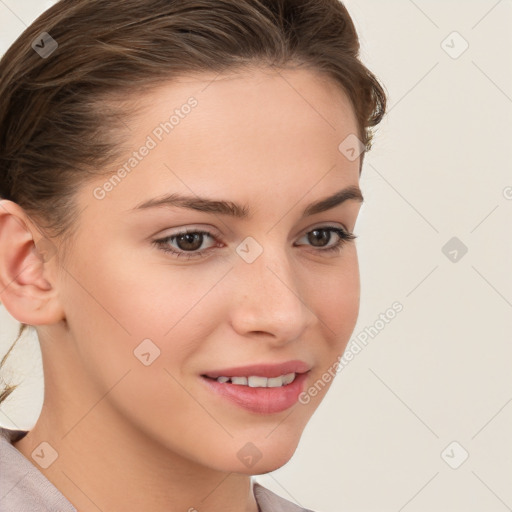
[200,360,311,414]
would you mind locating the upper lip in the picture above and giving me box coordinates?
[202,360,312,379]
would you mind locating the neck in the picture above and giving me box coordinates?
[13,394,259,512]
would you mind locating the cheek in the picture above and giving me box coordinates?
[307,247,360,344]
[59,248,217,435]
[70,235,215,338]
[59,243,206,387]
[290,250,359,412]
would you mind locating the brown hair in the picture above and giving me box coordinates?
[0,0,387,404]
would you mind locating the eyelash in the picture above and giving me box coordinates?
[152,225,357,261]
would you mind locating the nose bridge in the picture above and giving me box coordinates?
[229,235,316,340]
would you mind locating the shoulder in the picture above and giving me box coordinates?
[0,426,77,512]
[253,481,319,512]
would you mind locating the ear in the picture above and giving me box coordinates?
[0,199,65,326]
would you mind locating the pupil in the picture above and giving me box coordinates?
[310,229,329,247]
[178,233,202,251]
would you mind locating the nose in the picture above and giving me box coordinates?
[228,243,318,346]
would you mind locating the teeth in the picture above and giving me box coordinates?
[281,373,296,385]
[248,376,268,387]
[215,373,296,387]
[267,376,284,387]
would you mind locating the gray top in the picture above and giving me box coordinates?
[0,426,315,512]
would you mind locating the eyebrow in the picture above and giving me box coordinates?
[129,185,363,219]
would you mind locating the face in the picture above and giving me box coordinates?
[31,67,363,473]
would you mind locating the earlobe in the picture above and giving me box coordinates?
[0,200,64,326]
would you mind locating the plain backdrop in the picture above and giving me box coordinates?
[1,1,511,511]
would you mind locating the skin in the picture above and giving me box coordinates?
[0,66,362,512]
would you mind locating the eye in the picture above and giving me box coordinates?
[152,225,356,260]
[153,229,217,260]
[294,226,356,255]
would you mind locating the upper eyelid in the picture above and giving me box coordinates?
[161,220,352,238]
[157,223,353,246]
[159,221,352,238]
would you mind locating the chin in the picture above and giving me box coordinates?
[229,435,301,475]
[250,456,294,475]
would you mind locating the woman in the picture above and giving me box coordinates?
[0,0,386,510]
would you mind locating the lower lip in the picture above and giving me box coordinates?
[200,372,309,414]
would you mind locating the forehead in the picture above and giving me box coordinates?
[80,66,360,220]
[149,65,356,125]
[119,65,359,144]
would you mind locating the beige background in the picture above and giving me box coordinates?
[1,1,511,510]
